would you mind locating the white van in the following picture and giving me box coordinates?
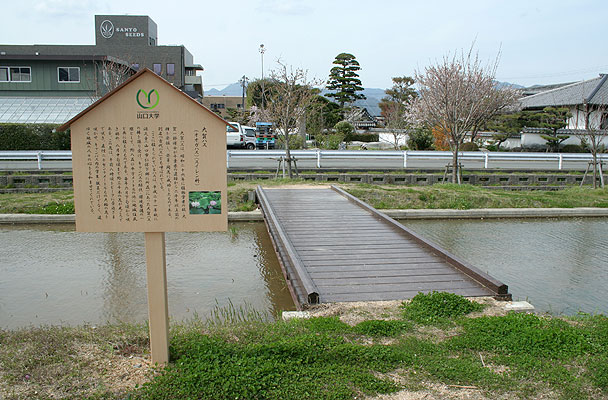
[227,122,256,150]
[242,126,257,150]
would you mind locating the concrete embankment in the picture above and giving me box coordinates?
[1,208,607,224]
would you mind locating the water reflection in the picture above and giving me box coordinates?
[252,223,294,316]
[0,223,295,329]
[402,218,608,315]
[3,218,606,329]
[102,233,147,323]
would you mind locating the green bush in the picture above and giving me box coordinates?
[334,121,355,137]
[276,134,304,149]
[560,144,588,153]
[0,123,70,150]
[316,133,345,149]
[345,133,380,143]
[402,291,484,323]
[407,127,434,150]
[460,142,480,151]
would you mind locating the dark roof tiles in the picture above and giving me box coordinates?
[520,74,608,109]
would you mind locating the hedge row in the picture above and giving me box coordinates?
[345,133,380,143]
[0,123,71,150]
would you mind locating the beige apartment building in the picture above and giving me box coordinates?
[202,95,246,117]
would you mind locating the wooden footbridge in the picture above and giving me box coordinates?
[256,186,510,309]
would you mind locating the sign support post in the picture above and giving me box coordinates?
[144,232,170,365]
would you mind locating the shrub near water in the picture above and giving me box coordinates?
[402,291,484,323]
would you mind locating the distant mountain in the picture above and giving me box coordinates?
[320,88,386,116]
[205,82,243,96]
[206,80,538,115]
[495,81,525,89]
[206,81,386,116]
[350,88,386,117]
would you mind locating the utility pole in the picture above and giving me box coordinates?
[259,44,266,113]
[239,75,248,112]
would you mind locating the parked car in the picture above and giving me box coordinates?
[226,122,256,149]
[242,126,257,150]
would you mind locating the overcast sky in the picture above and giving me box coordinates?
[3,0,608,90]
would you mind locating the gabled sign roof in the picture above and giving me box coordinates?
[57,68,230,131]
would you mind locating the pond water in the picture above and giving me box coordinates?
[402,218,608,315]
[0,223,295,330]
[1,218,607,329]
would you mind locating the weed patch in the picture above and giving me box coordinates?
[402,292,485,324]
[353,320,413,337]
[452,313,592,358]
[134,330,402,400]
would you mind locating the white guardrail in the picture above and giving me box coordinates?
[232,150,608,170]
[1,150,607,170]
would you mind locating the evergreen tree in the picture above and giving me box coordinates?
[378,76,417,149]
[326,53,366,107]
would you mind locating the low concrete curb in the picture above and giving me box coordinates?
[383,208,608,219]
[0,211,264,224]
[0,214,76,224]
[1,208,607,224]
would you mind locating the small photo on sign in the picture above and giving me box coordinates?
[189,191,221,215]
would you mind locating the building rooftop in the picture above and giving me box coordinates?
[0,97,94,124]
[520,74,608,109]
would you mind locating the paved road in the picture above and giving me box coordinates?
[0,158,593,171]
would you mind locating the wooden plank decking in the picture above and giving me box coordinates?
[256,185,510,308]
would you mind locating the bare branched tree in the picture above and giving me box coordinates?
[92,57,134,99]
[380,76,417,149]
[263,61,321,178]
[575,102,608,188]
[381,101,409,149]
[409,46,519,183]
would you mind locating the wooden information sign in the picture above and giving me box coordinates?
[58,69,229,364]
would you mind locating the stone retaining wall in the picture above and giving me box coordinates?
[228,172,605,187]
[1,172,606,190]
[0,174,73,188]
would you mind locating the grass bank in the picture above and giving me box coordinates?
[1,181,608,214]
[1,293,607,399]
[344,183,608,210]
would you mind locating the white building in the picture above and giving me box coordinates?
[520,74,608,148]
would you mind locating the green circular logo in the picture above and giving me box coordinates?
[136,89,160,109]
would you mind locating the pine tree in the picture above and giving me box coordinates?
[326,53,366,107]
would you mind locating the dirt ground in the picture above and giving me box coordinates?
[306,297,512,326]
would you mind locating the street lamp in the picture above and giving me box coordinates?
[259,44,266,112]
